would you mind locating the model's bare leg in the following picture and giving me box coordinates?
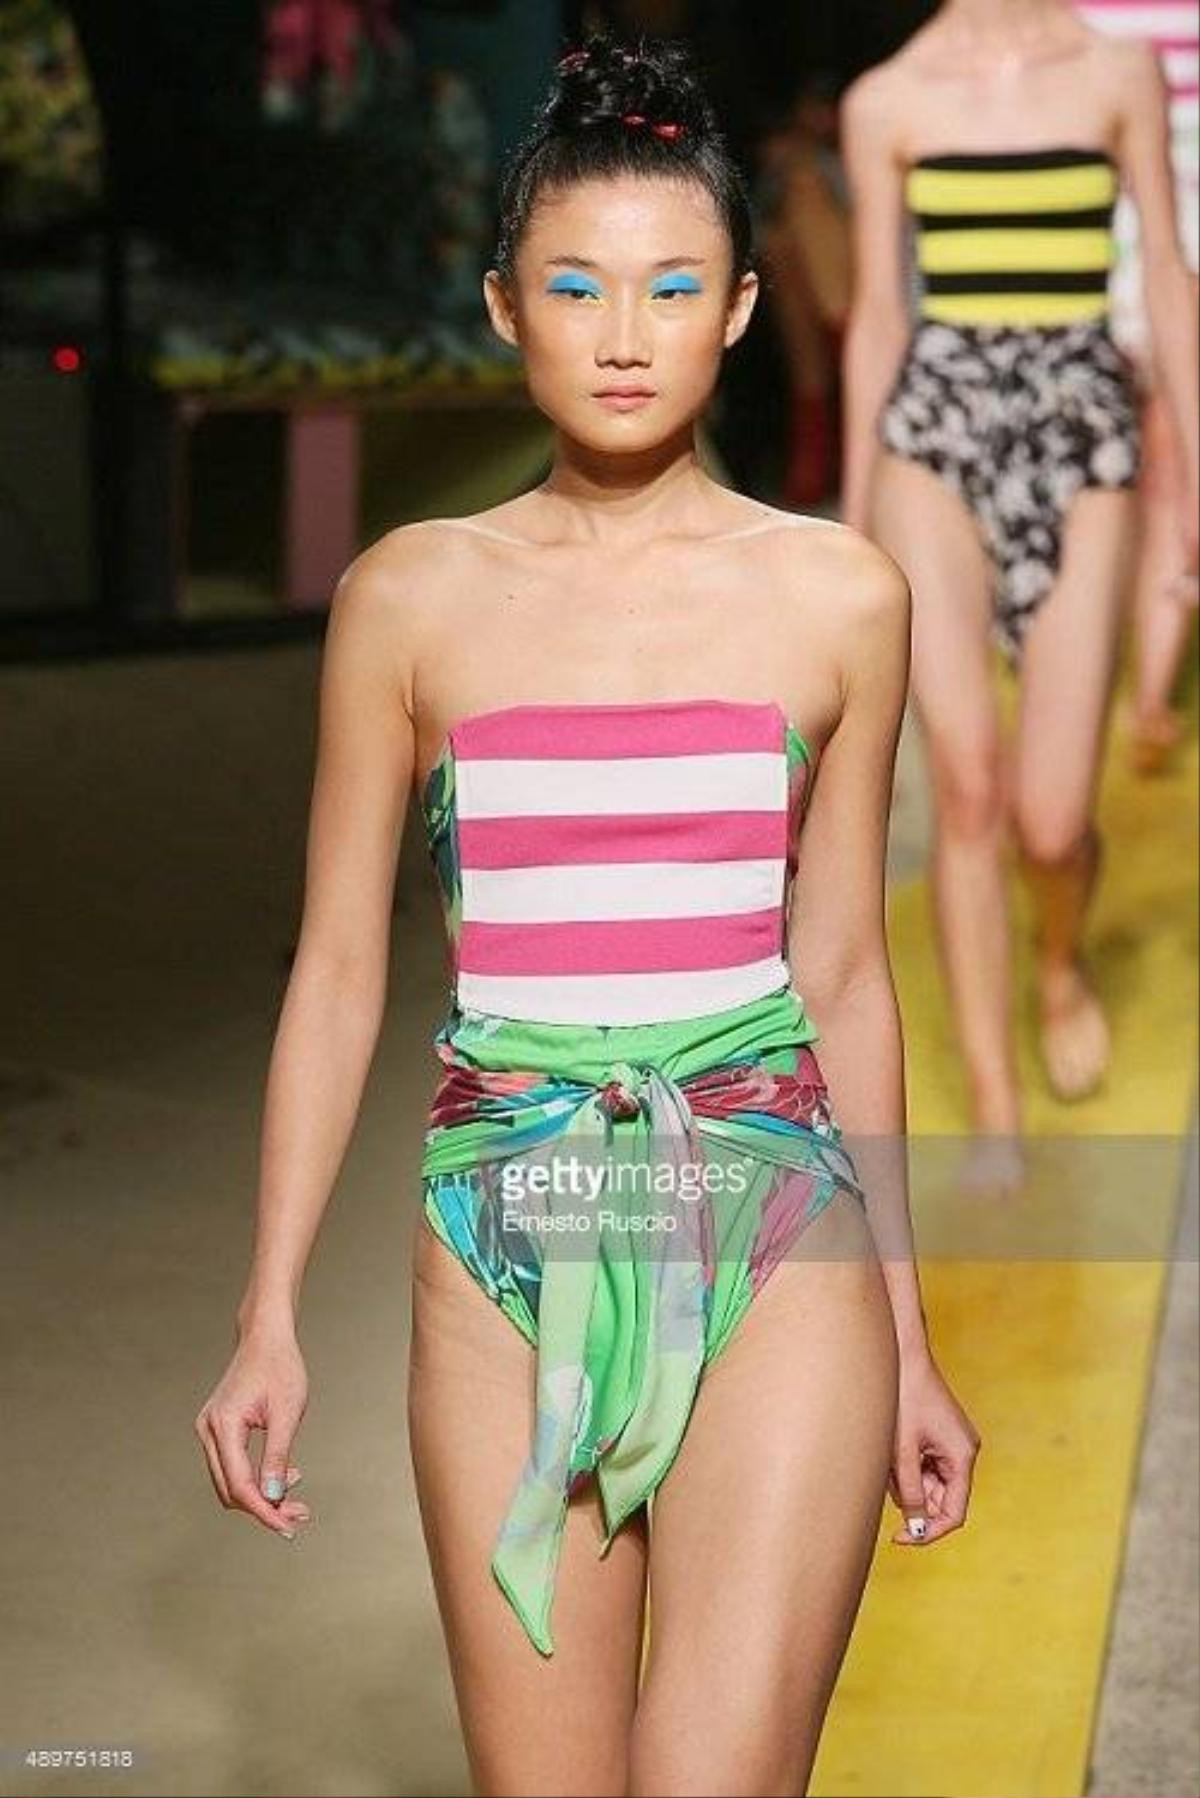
[1011,487,1136,1101]
[628,1192,897,1796]
[870,452,1025,1187]
[407,1218,648,1797]
[1127,381,1197,775]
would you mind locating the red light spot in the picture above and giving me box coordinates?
[52,346,83,374]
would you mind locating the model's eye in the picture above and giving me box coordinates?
[650,273,703,299]
[546,274,603,300]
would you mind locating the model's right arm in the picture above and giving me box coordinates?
[838,66,910,532]
[195,537,418,1536]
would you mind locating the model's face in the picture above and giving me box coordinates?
[483,174,758,449]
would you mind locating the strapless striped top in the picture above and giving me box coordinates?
[419,698,815,1026]
[906,147,1118,326]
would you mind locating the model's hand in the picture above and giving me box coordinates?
[886,1349,980,1545]
[194,1326,311,1540]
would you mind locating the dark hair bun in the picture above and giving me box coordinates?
[546,34,716,139]
[493,30,752,282]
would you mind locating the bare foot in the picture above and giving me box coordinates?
[1036,958,1110,1101]
[957,1133,1028,1196]
[1128,705,1184,778]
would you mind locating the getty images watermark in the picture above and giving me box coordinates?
[477,1128,1198,1262]
[498,1150,750,1235]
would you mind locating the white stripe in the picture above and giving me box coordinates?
[456,751,787,820]
[1077,3,1199,37]
[1174,94,1200,127]
[1164,45,1200,82]
[461,858,785,923]
[456,957,792,1024]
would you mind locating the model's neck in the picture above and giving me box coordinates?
[941,0,1063,43]
[540,429,713,545]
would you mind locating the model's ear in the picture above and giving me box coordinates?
[723,268,759,348]
[483,269,520,349]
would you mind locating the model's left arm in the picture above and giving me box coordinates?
[786,530,981,1545]
[786,533,920,1343]
[1116,39,1200,558]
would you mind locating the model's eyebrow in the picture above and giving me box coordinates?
[542,255,709,271]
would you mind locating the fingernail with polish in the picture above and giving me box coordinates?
[906,1515,927,1539]
[263,1475,286,1502]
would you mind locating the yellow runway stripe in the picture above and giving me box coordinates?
[917,228,1115,274]
[809,645,1199,1795]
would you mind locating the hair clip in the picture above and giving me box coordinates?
[557,47,590,73]
[620,113,684,141]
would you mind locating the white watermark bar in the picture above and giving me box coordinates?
[457,1130,1198,1263]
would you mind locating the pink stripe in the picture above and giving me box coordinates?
[1081,0,1194,11]
[454,699,783,760]
[458,908,782,976]
[458,809,789,868]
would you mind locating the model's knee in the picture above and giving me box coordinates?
[932,747,1008,841]
[1014,811,1096,869]
[630,1691,815,1797]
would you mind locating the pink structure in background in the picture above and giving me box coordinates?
[283,408,361,608]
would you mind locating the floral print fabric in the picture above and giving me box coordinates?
[879,317,1140,665]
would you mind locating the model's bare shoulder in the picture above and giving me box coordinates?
[833,529,911,703]
[324,521,478,713]
[840,46,918,138]
[777,520,910,692]
[1102,28,1167,109]
[766,514,910,611]
[335,517,479,605]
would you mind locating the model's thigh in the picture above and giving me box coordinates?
[1012,488,1137,852]
[870,452,1006,816]
[407,1217,648,1798]
[630,1192,898,1798]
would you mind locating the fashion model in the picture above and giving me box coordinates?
[1071,0,1200,774]
[195,34,980,1798]
[840,0,1199,1186]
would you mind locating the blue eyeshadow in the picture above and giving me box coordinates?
[651,272,703,294]
[546,273,602,295]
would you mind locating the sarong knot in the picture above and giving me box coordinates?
[596,1060,650,1122]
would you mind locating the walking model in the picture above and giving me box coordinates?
[195,33,980,1798]
[1071,0,1200,773]
[840,0,1199,1181]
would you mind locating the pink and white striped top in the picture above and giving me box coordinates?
[1072,0,1200,343]
[424,698,814,1025]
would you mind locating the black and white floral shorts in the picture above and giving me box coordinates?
[878,317,1140,667]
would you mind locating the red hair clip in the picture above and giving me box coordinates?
[620,113,683,140]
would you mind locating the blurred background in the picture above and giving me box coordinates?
[0,0,936,649]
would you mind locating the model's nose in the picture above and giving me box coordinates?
[595,293,651,367]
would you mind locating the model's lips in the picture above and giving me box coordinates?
[592,387,657,410]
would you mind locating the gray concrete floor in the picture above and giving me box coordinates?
[0,643,1193,1797]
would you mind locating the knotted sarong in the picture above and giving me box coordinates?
[419,980,867,1656]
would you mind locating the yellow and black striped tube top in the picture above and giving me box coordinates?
[906,147,1118,327]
